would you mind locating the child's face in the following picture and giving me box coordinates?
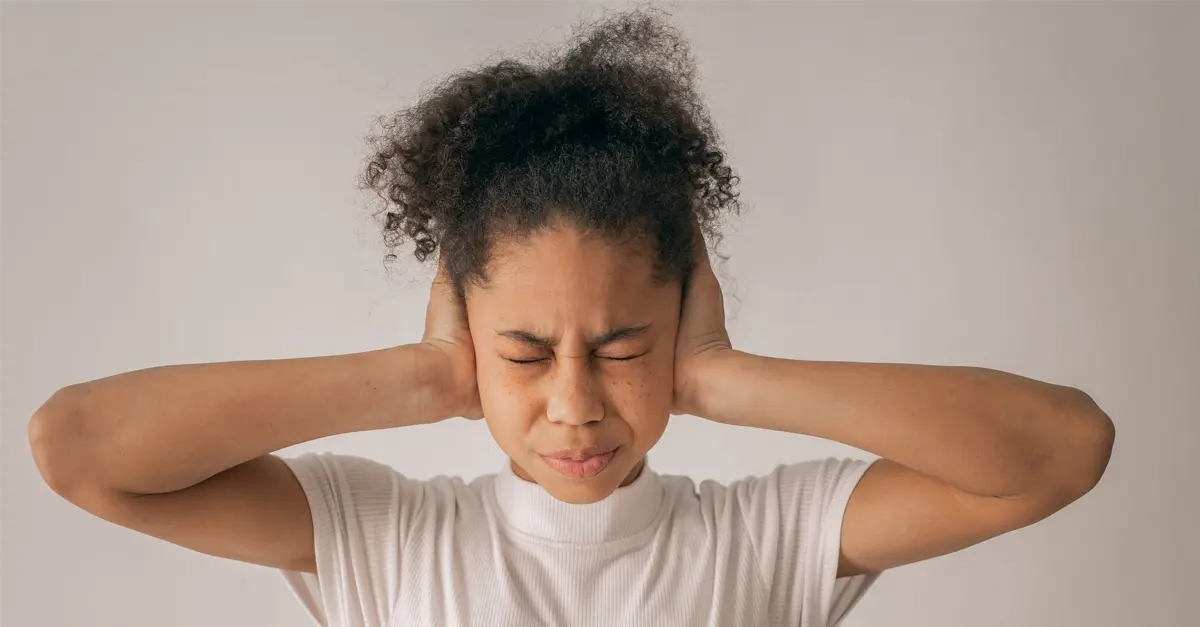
[464,220,681,504]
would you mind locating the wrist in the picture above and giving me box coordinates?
[677,348,748,421]
[389,343,456,425]
[410,342,477,423]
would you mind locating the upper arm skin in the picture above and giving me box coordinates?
[61,455,317,574]
[836,459,1071,577]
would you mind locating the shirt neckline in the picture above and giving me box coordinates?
[491,457,666,544]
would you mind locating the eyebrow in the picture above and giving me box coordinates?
[497,324,652,351]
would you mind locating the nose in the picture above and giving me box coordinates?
[545,356,604,426]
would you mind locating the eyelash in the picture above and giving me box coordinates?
[506,354,645,365]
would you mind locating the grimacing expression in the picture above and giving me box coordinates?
[463,220,681,504]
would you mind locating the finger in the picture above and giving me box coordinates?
[431,256,471,322]
[432,254,452,286]
[689,218,717,280]
[430,256,459,300]
[687,216,710,267]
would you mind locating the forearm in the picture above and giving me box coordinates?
[30,343,452,496]
[693,350,1114,499]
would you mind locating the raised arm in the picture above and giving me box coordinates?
[687,352,1115,577]
[671,231,1115,578]
[28,266,479,573]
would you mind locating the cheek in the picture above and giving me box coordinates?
[476,358,541,437]
[604,352,674,432]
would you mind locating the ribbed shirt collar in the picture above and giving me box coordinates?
[491,458,665,544]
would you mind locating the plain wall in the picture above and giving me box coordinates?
[2,2,1196,626]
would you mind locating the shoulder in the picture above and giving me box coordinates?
[656,459,881,625]
[655,457,878,570]
[281,452,491,521]
[657,457,876,511]
[277,454,497,627]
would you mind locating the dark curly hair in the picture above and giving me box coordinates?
[361,4,741,294]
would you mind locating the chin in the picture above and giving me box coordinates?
[542,476,621,504]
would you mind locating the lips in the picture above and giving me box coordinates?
[539,446,618,479]
[542,445,618,460]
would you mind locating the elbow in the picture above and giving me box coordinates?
[28,386,92,500]
[1053,387,1116,501]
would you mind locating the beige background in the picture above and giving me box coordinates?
[2,2,1196,626]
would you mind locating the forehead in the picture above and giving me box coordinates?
[467,223,674,329]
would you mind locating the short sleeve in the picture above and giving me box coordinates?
[278,452,427,627]
[731,457,882,627]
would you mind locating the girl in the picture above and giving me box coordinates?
[29,7,1114,627]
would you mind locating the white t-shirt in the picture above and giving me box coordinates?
[278,453,881,627]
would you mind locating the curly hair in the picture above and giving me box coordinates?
[360,4,741,293]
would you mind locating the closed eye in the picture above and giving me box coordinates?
[600,352,647,361]
[506,357,549,365]
[506,353,646,364]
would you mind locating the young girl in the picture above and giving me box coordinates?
[29,8,1114,627]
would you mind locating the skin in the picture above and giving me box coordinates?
[28,216,1115,581]
[463,224,676,503]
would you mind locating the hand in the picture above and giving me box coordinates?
[420,260,483,420]
[672,225,734,417]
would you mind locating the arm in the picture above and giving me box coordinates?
[28,343,458,573]
[687,351,1115,577]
